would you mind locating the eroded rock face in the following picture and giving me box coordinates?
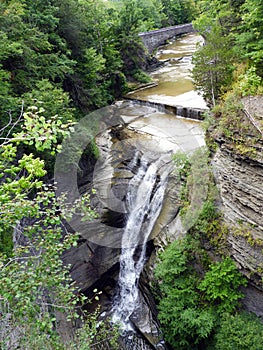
[213,146,263,236]
[212,144,263,312]
[60,101,204,349]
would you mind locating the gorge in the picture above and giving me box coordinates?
[7,29,262,349]
[1,0,263,348]
[59,32,263,348]
[57,33,208,349]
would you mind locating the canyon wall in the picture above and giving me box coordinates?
[212,140,263,316]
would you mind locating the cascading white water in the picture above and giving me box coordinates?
[112,154,169,330]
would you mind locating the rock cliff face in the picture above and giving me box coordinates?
[212,141,263,315]
[60,101,205,349]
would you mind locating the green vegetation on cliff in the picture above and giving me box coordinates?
[154,200,263,350]
[154,149,263,349]
[192,0,263,106]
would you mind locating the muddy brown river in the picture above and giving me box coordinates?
[127,33,208,110]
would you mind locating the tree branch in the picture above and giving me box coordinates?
[0,102,24,146]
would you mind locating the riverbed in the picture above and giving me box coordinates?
[58,31,209,350]
[127,33,208,110]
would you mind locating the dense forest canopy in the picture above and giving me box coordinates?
[0,0,196,121]
[0,0,263,349]
[0,0,261,121]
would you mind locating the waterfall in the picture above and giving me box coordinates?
[125,98,205,121]
[112,154,168,330]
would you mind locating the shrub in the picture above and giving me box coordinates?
[198,257,247,313]
[213,312,263,350]
[154,237,248,349]
[132,69,151,83]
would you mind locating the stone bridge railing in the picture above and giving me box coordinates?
[139,23,195,53]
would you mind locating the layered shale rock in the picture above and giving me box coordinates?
[212,140,263,314]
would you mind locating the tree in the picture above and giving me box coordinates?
[154,238,215,349]
[237,0,263,76]
[198,257,246,313]
[161,0,196,26]
[0,105,75,347]
[212,312,263,350]
[192,0,263,103]
[0,106,116,349]
[154,234,247,349]
[56,0,125,111]
[0,0,74,95]
[22,79,75,123]
[192,27,236,105]
[137,0,165,30]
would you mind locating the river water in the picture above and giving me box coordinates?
[53,32,208,350]
[127,33,207,109]
[110,33,207,343]
[111,155,169,330]
[65,32,209,350]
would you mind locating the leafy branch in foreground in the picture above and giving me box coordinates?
[0,107,115,349]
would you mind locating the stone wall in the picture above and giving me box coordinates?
[139,23,194,53]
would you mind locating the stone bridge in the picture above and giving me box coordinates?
[139,23,195,53]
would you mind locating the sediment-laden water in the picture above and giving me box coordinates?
[127,33,207,109]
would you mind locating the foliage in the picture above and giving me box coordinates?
[132,69,151,83]
[57,0,125,110]
[0,107,113,349]
[13,106,74,154]
[0,206,80,349]
[0,0,201,115]
[156,148,260,349]
[0,114,72,347]
[136,0,166,30]
[210,91,261,154]
[194,200,220,237]
[176,147,211,232]
[192,27,236,106]
[172,151,191,180]
[237,0,263,77]
[192,0,263,103]
[198,257,247,313]
[161,0,197,26]
[212,312,263,350]
[0,0,74,95]
[193,199,228,252]
[154,232,247,349]
[114,0,164,34]
[234,65,263,96]
[71,316,119,350]
[22,79,76,123]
